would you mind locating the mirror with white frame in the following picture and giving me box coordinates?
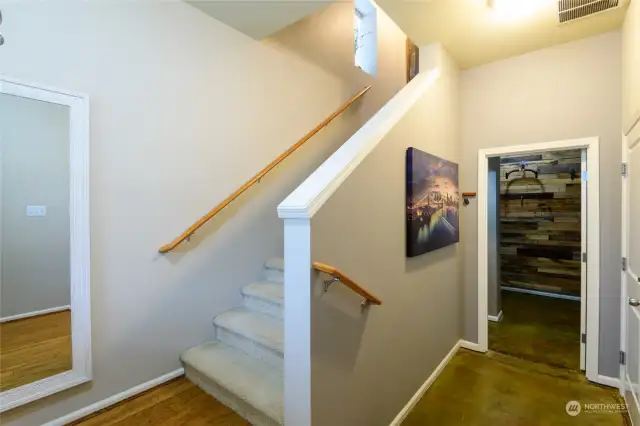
[0,76,91,412]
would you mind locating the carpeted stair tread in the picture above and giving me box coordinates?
[181,341,283,425]
[242,282,284,305]
[214,307,283,354]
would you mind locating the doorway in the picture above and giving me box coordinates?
[489,149,584,371]
[477,137,601,383]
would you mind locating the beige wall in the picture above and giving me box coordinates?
[623,0,640,130]
[0,1,409,423]
[265,1,408,126]
[0,95,70,318]
[309,47,461,426]
[460,31,622,376]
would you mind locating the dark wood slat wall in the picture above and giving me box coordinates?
[499,150,582,297]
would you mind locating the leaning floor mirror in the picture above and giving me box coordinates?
[0,76,91,412]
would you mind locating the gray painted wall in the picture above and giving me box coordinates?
[487,157,501,318]
[460,31,622,376]
[0,94,71,318]
[309,48,461,426]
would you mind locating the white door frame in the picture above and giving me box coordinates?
[477,137,600,383]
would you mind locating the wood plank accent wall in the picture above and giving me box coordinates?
[499,149,582,297]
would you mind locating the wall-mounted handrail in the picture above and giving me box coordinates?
[312,261,382,307]
[158,85,372,254]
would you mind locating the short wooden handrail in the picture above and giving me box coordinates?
[312,261,382,306]
[158,85,372,254]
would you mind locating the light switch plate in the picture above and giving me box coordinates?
[26,205,47,217]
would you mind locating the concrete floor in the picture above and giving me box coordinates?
[489,290,581,370]
[403,350,629,425]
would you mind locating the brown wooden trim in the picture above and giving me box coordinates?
[158,86,372,254]
[312,261,382,305]
[462,192,476,197]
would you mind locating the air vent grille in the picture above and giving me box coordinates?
[558,0,619,23]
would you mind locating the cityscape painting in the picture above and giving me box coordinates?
[406,148,460,257]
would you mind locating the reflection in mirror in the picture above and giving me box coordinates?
[0,93,72,392]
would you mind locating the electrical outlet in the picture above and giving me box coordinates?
[26,205,47,217]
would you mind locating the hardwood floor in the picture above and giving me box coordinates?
[0,310,72,392]
[403,349,629,426]
[71,377,249,426]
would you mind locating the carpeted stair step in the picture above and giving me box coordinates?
[242,281,284,319]
[214,307,284,369]
[263,258,284,283]
[181,341,283,426]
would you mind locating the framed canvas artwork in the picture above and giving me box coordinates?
[406,148,460,257]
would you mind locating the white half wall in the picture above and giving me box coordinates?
[279,44,462,426]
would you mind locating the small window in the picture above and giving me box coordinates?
[354,9,365,70]
[353,1,377,76]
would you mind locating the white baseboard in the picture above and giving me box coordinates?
[389,340,461,426]
[502,286,580,302]
[593,375,621,389]
[0,305,70,323]
[459,340,484,352]
[488,311,503,323]
[43,368,184,426]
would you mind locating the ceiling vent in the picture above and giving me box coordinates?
[558,0,620,23]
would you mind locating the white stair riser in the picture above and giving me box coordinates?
[243,295,283,319]
[216,326,283,370]
[263,269,284,283]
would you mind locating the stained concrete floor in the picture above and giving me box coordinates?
[489,290,581,370]
[403,350,629,426]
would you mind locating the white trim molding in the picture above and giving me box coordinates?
[477,137,601,382]
[0,305,71,323]
[389,340,461,426]
[594,375,621,389]
[488,310,503,323]
[43,369,184,426]
[0,75,92,413]
[459,340,483,352]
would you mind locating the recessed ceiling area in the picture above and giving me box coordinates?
[186,0,333,40]
[375,0,630,69]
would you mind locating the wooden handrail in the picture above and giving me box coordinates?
[312,261,382,306]
[158,85,372,254]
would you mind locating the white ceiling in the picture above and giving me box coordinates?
[375,0,630,69]
[187,0,333,39]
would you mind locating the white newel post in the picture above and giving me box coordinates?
[281,217,312,426]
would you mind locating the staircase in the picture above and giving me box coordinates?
[181,258,285,426]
